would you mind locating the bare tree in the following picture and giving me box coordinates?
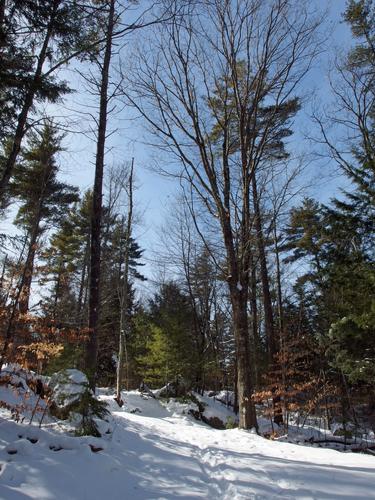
[158,201,222,393]
[84,0,175,387]
[313,52,375,226]
[115,158,134,404]
[123,0,323,428]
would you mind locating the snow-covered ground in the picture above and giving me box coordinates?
[1,389,375,499]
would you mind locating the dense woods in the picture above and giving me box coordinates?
[0,0,374,436]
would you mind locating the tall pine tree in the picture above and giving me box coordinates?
[11,122,79,314]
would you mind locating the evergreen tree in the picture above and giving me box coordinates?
[137,323,174,388]
[318,0,375,389]
[98,223,146,386]
[40,190,93,325]
[282,193,375,403]
[137,282,198,388]
[0,1,34,141]
[0,0,99,200]
[40,214,82,323]
[10,122,79,313]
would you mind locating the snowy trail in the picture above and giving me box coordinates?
[0,392,375,499]
[117,410,375,499]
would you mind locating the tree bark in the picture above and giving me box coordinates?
[18,229,38,315]
[85,0,115,388]
[52,265,62,320]
[252,175,283,425]
[273,223,284,337]
[249,253,260,388]
[0,254,6,293]
[252,174,276,361]
[76,236,90,325]
[230,285,257,429]
[116,159,134,404]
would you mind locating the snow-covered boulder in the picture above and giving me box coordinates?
[193,392,238,429]
[139,382,155,398]
[213,390,235,407]
[49,369,88,419]
[154,379,188,398]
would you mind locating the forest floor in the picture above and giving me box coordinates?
[0,389,375,499]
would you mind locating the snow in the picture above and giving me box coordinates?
[0,365,50,423]
[213,390,235,407]
[194,392,236,425]
[49,369,88,409]
[162,397,200,418]
[0,389,375,499]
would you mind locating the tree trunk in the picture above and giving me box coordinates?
[273,224,284,335]
[0,216,41,365]
[252,174,276,361]
[85,0,115,388]
[18,231,38,314]
[0,255,7,294]
[52,262,64,320]
[233,358,239,414]
[219,201,257,429]
[252,176,283,424]
[249,252,260,388]
[273,223,286,425]
[116,317,126,403]
[76,237,90,325]
[116,159,134,404]
[230,284,257,429]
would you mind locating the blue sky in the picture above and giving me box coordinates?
[60,0,352,282]
[9,0,352,287]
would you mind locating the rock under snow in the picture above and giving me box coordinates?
[49,369,88,418]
